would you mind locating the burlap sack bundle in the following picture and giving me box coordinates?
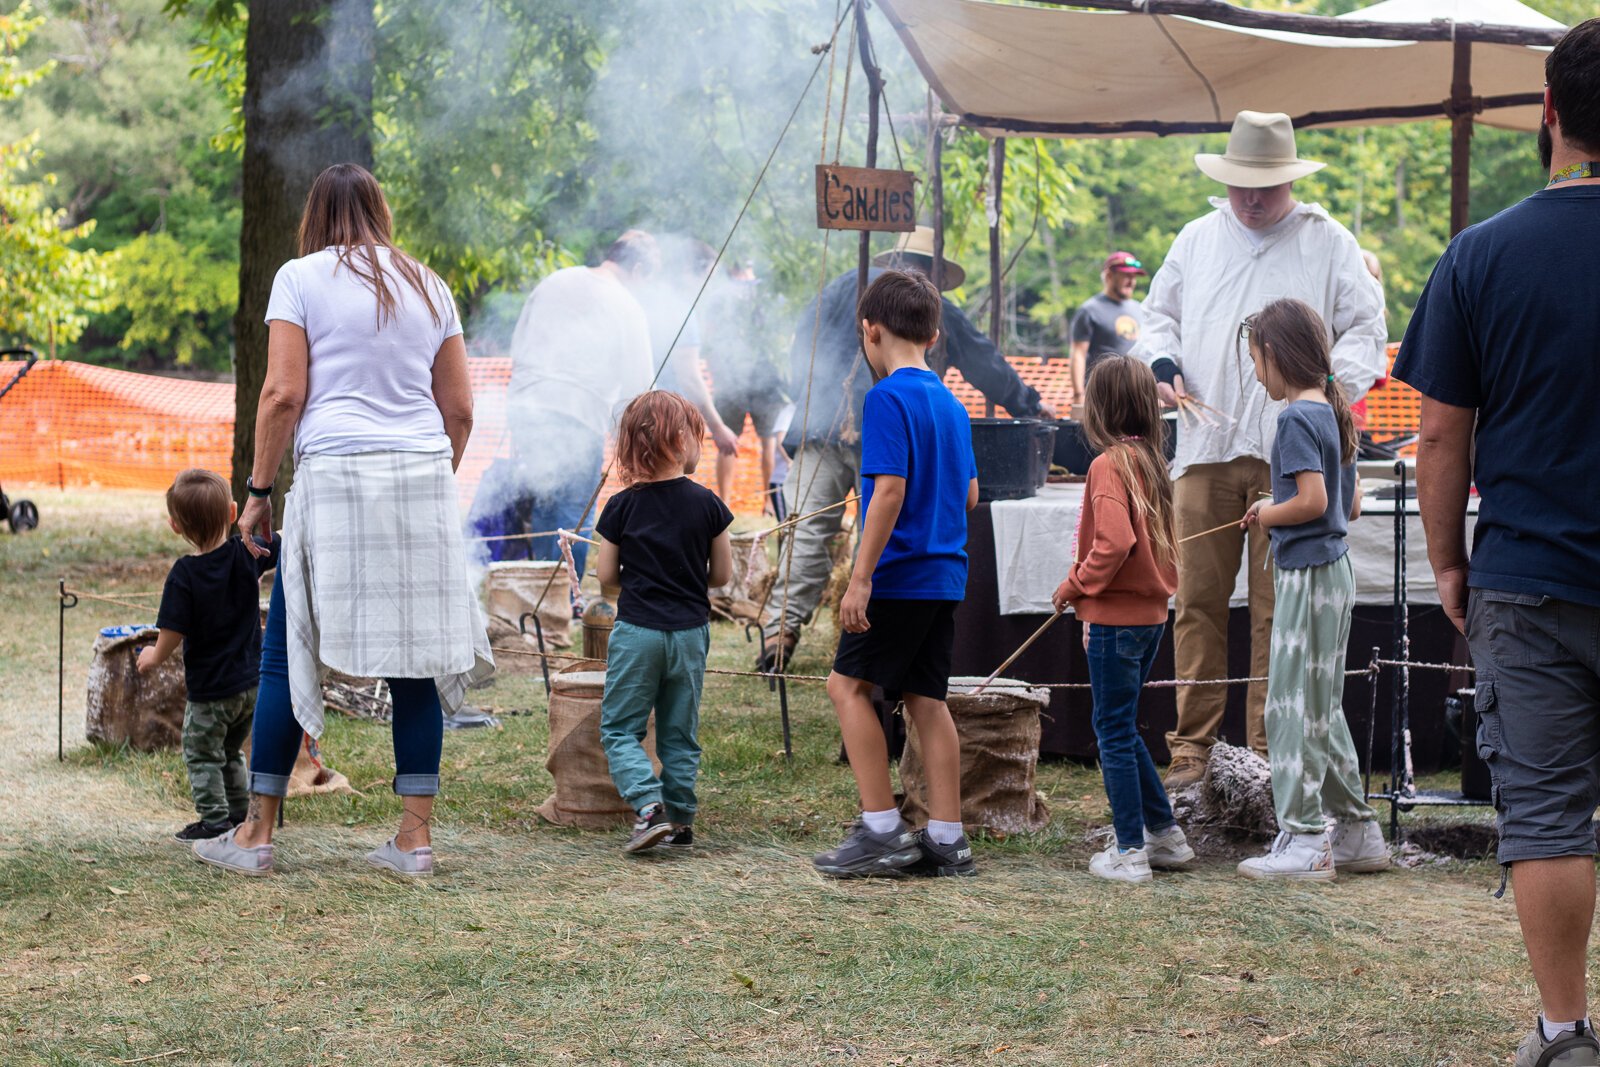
[85,627,187,752]
[485,560,572,650]
[900,677,1051,834]
[537,661,659,829]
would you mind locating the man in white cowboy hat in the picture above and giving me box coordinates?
[758,225,1055,671]
[1131,110,1386,797]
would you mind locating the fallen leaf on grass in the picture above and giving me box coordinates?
[107,887,128,896]
[731,971,754,990]
[989,1044,1010,1054]
[127,974,152,985]
[285,1027,302,1033]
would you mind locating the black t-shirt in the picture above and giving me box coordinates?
[156,534,281,701]
[596,479,733,631]
[1394,184,1600,606]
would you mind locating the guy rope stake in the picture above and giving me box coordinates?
[972,610,1064,695]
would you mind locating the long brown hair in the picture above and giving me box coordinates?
[297,163,444,328]
[1245,298,1358,464]
[1080,355,1178,570]
[615,391,705,486]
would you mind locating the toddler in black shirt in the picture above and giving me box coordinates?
[138,469,280,842]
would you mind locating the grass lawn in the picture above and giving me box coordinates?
[0,488,1534,1066]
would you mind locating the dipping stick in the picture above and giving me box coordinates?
[972,610,1063,696]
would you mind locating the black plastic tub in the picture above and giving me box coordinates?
[1048,414,1179,475]
[972,418,1056,502]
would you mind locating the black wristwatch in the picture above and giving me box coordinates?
[246,476,273,499]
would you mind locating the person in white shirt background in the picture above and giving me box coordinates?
[1131,110,1387,790]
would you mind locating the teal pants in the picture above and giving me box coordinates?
[600,620,709,825]
[1265,555,1375,834]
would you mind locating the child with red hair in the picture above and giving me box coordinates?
[595,390,734,853]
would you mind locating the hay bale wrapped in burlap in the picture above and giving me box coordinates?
[710,530,774,623]
[537,661,659,829]
[85,625,188,751]
[900,677,1051,834]
[485,560,572,651]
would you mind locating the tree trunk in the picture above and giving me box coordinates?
[232,0,375,501]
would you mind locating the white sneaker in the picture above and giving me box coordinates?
[1089,843,1153,884]
[1144,824,1196,869]
[1330,819,1390,873]
[1237,830,1336,881]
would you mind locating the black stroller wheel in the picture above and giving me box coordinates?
[9,499,38,532]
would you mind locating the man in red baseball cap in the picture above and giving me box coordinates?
[1068,251,1148,414]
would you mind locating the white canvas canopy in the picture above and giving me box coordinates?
[876,0,1562,138]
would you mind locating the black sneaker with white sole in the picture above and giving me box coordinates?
[906,830,978,877]
[661,826,694,850]
[812,820,922,878]
[174,819,234,842]
[625,803,674,853]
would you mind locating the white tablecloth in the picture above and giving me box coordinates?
[988,482,1476,616]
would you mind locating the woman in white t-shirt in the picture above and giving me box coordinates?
[196,163,492,879]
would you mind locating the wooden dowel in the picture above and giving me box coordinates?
[972,610,1063,695]
[1178,517,1248,544]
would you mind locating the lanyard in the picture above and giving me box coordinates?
[1548,161,1600,186]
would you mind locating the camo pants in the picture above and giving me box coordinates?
[1264,557,1374,835]
[183,688,255,824]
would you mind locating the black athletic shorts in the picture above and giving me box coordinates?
[832,598,959,701]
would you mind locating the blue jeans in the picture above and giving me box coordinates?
[599,620,709,824]
[249,572,444,797]
[1087,622,1175,850]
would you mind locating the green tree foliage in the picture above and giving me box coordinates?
[0,2,112,353]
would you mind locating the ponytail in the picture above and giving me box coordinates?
[1325,375,1358,465]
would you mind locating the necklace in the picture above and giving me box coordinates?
[1548,161,1600,186]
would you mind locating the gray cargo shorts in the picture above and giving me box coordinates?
[1466,588,1600,865]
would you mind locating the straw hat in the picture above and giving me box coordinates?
[872,225,966,290]
[1194,111,1325,189]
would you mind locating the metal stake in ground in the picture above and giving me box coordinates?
[58,578,77,762]
[972,610,1063,695]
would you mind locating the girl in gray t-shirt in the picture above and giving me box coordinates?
[1235,298,1388,882]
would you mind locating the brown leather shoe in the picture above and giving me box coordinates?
[1163,754,1207,790]
[756,631,800,674]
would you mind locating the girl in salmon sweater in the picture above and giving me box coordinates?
[1054,355,1194,884]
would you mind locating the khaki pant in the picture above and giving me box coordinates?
[1167,458,1274,761]
[763,442,858,640]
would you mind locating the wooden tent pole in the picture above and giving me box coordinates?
[1450,37,1474,236]
[986,136,1006,418]
[929,109,949,375]
[855,0,884,309]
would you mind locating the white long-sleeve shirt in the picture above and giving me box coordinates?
[1130,198,1388,480]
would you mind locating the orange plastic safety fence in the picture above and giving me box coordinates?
[0,346,1424,508]
[0,358,778,515]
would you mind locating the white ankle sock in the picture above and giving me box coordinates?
[1541,1014,1592,1039]
[861,808,902,834]
[926,819,964,845]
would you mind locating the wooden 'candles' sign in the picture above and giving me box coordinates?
[815,165,917,232]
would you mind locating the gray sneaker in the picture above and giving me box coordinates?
[1515,1020,1600,1067]
[192,826,274,877]
[812,820,921,878]
[366,837,434,877]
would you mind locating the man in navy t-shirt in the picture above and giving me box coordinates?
[1395,20,1600,1065]
[812,270,980,882]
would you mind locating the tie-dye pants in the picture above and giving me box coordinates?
[1265,554,1375,834]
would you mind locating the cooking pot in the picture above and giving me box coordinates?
[971,418,1057,502]
[1047,413,1179,475]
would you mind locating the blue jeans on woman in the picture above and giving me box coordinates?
[249,572,444,797]
[1088,622,1176,851]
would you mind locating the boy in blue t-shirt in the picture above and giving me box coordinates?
[813,269,980,880]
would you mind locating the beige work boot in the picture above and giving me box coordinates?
[1162,754,1207,790]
